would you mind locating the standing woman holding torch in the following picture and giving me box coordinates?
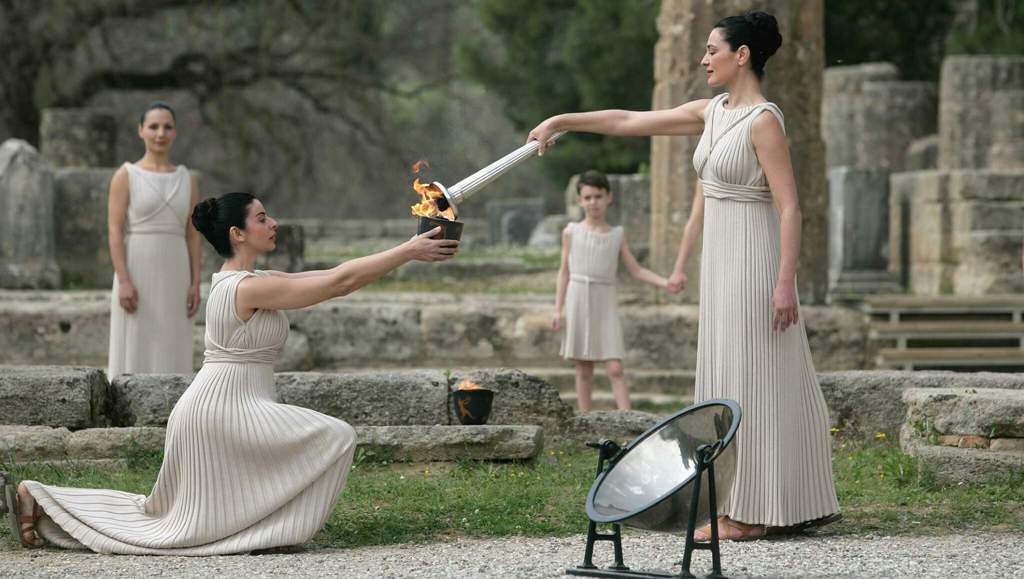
[107,101,200,379]
[528,12,839,540]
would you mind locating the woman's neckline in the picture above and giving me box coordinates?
[721,93,768,111]
[130,162,181,175]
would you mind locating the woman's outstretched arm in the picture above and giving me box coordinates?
[527,99,711,154]
[236,228,457,317]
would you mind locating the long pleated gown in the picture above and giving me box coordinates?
[692,93,839,527]
[107,162,194,378]
[25,270,357,554]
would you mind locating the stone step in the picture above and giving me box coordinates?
[559,391,693,413]
[0,366,107,429]
[0,424,543,463]
[865,294,1024,313]
[520,367,695,395]
[899,386,1024,484]
[877,347,1024,370]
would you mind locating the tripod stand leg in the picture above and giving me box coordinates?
[609,523,629,571]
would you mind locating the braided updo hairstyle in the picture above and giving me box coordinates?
[714,12,783,79]
[190,192,256,258]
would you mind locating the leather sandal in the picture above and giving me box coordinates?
[767,512,844,536]
[4,480,44,549]
[718,517,766,541]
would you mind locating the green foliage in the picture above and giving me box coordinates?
[458,0,660,186]
[825,0,957,80]
[947,0,1024,56]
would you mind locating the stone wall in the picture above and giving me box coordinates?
[892,170,1024,295]
[0,140,61,288]
[888,55,1024,296]
[0,290,869,372]
[651,0,827,304]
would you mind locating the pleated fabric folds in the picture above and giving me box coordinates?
[27,270,357,554]
[107,163,194,378]
[692,93,840,526]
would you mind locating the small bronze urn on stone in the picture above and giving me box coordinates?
[452,379,494,426]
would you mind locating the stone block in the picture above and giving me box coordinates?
[40,108,117,169]
[528,214,572,249]
[0,140,60,289]
[939,56,1024,170]
[448,369,573,434]
[905,135,938,171]
[859,81,937,171]
[822,63,900,169]
[990,438,1024,452]
[989,90,1024,169]
[0,426,71,462]
[556,410,661,445]
[901,432,1024,485]
[828,167,901,299]
[107,373,193,427]
[0,366,107,428]
[53,168,116,288]
[354,425,543,461]
[957,435,990,449]
[820,371,1024,440]
[287,301,423,367]
[486,198,545,245]
[275,370,450,426]
[903,387,1024,438]
[0,293,110,366]
[67,427,166,459]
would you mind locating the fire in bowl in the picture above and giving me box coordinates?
[417,215,463,241]
[452,379,494,425]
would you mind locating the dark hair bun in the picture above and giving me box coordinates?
[191,197,218,236]
[745,12,782,58]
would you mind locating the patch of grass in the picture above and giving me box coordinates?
[3,442,1022,549]
[831,440,1024,535]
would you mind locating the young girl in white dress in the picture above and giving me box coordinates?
[553,170,676,411]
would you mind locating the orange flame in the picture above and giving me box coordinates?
[409,159,456,220]
[410,178,445,218]
[456,379,485,391]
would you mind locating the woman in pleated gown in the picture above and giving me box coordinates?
[8,193,458,553]
[107,102,201,378]
[527,11,839,540]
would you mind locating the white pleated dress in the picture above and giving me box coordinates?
[107,163,194,378]
[25,270,357,554]
[560,222,626,361]
[692,93,839,526]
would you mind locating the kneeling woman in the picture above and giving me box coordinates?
[5,192,458,554]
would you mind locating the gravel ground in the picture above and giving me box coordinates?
[1,532,1023,578]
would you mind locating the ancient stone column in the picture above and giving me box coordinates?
[939,56,1024,170]
[827,167,900,300]
[0,140,61,288]
[650,0,827,303]
[822,63,899,169]
[40,108,117,169]
[859,81,937,171]
[988,90,1024,170]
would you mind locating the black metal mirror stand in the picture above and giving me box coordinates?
[566,442,726,579]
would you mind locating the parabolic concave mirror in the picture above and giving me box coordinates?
[586,399,741,533]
